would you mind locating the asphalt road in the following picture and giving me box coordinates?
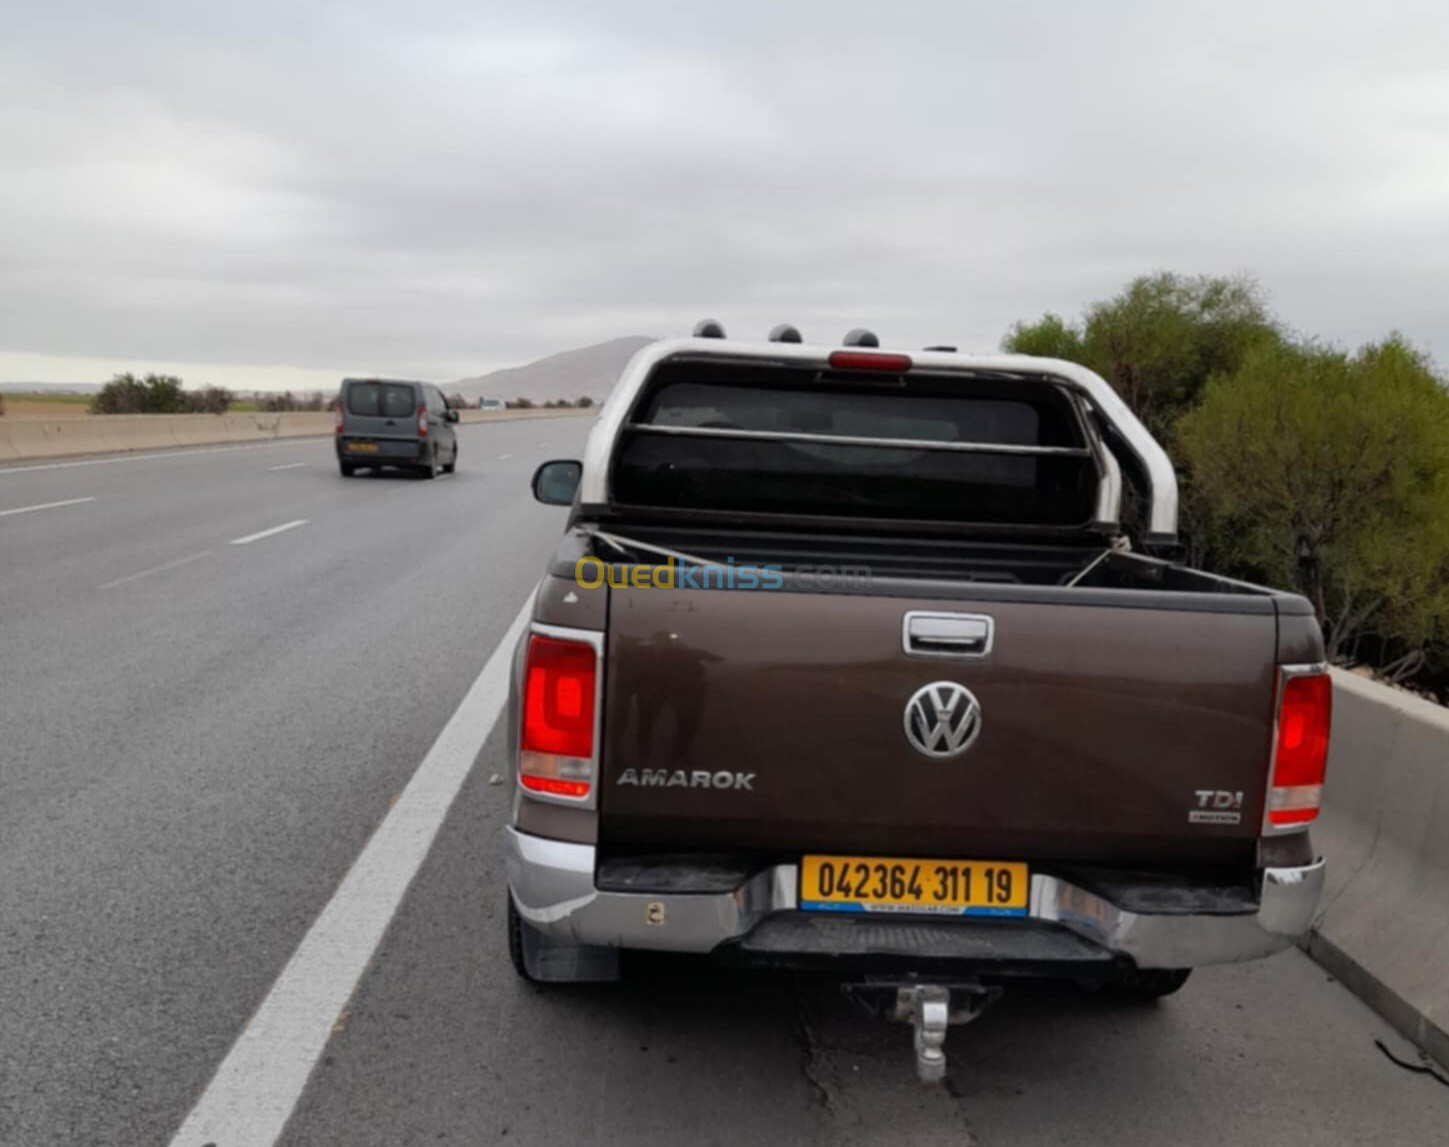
[2,421,1447,1147]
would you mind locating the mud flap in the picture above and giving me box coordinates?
[509,895,621,983]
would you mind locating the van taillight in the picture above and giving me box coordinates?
[417,404,428,438]
[334,402,343,435]
[519,633,597,800]
[1268,671,1332,828]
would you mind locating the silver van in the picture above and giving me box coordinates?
[335,378,459,478]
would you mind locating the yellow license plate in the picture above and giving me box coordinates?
[347,442,379,453]
[800,855,1029,917]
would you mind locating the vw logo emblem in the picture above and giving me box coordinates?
[904,681,982,759]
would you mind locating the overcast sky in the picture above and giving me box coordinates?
[2,1,1446,389]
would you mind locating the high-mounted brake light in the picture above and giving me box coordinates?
[417,403,429,438]
[827,350,913,373]
[1267,670,1332,828]
[519,632,598,801]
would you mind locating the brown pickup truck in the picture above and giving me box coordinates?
[505,324,1331,1079]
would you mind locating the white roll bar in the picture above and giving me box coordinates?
[577,338,1179,543]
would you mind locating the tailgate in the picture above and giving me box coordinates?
[600,587,1278,863]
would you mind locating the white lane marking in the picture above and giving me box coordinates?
[100,550,212,589]
[228,519,308,546]
[167,597,532,1147]
[0,440,318,476]
[267,462,306,472]
[0,496,96,518]
[498,454,511,460]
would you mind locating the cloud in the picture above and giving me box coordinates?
[1,0,1447,387]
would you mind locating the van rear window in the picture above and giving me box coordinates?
[346,383,415,418]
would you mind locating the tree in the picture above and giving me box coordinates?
[90,373,189,414]
[1177,336,1449,674]
[1004,272,1281,442]
[185,386,232,414]
[509,397,535,409]
[1001,312,1085,361]
[577,396,594,409]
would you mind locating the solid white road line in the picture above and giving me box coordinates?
[228,519,308,546]
[0,440,316,476]
[0,496,96,518]
[267,462,307,472]
[166,597,533,1147]
[99,550,213,590]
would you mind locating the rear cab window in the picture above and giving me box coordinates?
[346,381,417,418]
[610,360,1098,528]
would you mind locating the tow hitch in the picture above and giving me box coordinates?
[844,979,1002,1083]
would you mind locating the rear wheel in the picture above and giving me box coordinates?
[421,446,439,480]
[1106,967,1192,1000]
[338,461,355,477]
[443,443,457,474]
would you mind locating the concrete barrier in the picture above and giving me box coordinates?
[456,407,592,426]
[1307,669,1449,1068]
[0,408,589,463]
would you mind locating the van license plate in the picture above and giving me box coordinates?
[347,442,379,453]
[799,855,1029,917]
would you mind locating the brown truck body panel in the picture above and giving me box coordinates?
[597,583,1281,863]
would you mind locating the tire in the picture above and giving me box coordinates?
[338,461,355,477]
[1106,967,1192,1000]
[421,446,439,480]
[443,444,457,474]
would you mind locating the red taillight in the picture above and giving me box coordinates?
[417,403,428,438]
[828,350,913,372]
[520,775,591,799]
[1268,671,1331,827]
[520,633,597,800]
[334,402,343,435]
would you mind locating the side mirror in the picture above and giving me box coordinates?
[445,409,460,423]
[532,459,582,505]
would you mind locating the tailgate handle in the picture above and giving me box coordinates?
[903,612,994,658]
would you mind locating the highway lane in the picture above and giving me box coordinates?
[0,419,585,1147]
[4,417,1449,1145]
[275,738,1449,1147]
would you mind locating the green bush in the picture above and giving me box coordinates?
[1178,337,1449,675]
[1004,272,1281,443]
[90,373,188,414]
[1004,275,1449,697]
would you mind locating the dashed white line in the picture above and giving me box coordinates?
[100,550,212,589]
[498,453,511,460]
[267,462,307,472]
[166,597,533,1147]
[0,496,96,518]
[228,519,308,546]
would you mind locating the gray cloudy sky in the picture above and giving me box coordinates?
[2,0,1447,389]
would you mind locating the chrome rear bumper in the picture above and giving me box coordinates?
[504,828,1325,971]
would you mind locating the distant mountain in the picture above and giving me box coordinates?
[450,336,655,405]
